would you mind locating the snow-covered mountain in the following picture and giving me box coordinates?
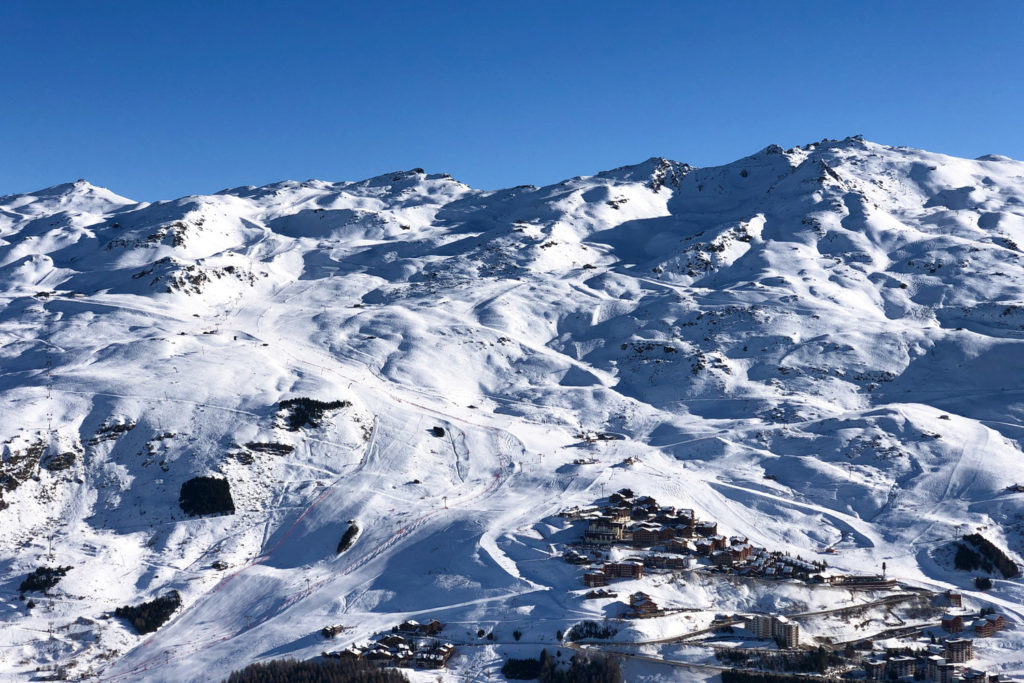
[2,137,1024,680]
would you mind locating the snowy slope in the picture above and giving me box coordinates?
[1,138,1024,680]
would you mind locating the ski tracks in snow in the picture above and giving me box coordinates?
[100,391,522,681]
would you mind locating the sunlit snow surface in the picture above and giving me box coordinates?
[1,139,1023,680]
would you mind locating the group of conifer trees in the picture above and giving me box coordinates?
[223,658,409,683]
[501,649,622,682]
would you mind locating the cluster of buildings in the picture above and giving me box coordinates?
[863,639,1004,683]
[566,490,717,548]
[323,619,454,670]
[860,606,1015,683]
[747,614,800,648]
[558,490,1017,681]
[563,489,878,587]
[942,612,1009,639]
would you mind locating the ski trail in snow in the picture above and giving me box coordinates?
[101,387,522,681]
[708,480,880,549]
[98,417,383,680]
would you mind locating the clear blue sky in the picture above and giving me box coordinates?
[2,1,1022,201]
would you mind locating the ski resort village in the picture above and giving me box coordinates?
[1,138,1024,681]
[309,479,1021,682]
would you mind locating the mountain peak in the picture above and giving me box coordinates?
[0,178,135,212]
[594,156,694,191]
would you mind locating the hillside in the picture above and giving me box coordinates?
[1,137,1023,680]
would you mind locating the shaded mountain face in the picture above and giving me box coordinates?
[2,137,1024,680]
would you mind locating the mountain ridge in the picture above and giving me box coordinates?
[1,137,1024,681]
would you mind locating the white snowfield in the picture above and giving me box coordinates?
[0,137,1023,680]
